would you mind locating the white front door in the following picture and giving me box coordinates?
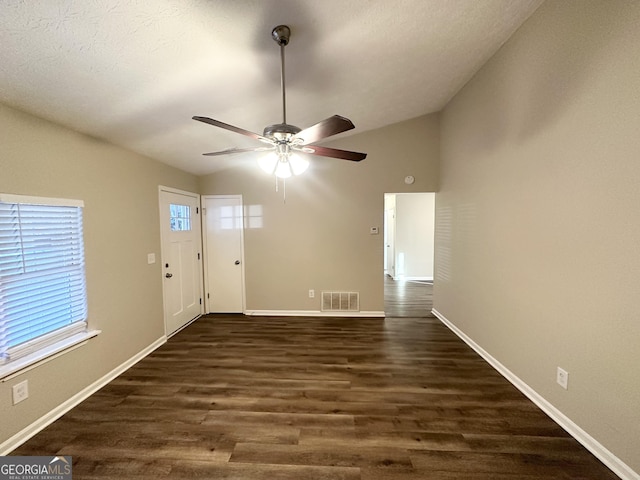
[203,195,245,313]
[159,188,203,335]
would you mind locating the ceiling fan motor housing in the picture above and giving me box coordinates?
[263,123,301,139]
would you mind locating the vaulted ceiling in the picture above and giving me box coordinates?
[0,0,543,174]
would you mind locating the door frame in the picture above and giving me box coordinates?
[384,194,396,278]
[201,194,247,313]
[158,185,204,336]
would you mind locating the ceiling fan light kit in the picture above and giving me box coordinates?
[258,152,309,178]
[193,24,366,193]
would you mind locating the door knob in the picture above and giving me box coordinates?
[234,260,240,265]
[165,273,173,278]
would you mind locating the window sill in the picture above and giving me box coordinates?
[0,330,101,382]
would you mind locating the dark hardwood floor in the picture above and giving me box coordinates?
[12,315,618,480]
[385,276,434,317]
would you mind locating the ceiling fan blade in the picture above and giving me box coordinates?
[292,115,355,145]
[203,146,274,157]
[193,116,273,144]
[296,145,367,162]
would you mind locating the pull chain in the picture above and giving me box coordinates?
[274,176,286,203]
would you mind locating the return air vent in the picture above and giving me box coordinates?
[321,291,359,312]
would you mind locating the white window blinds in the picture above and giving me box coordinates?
[0,195,88,365]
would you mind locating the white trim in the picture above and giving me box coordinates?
[0,193,84,208]
[0,330,100,382]
[245,310,386,318]
[398,276,434,282]
[432,308,639,480]
[0,335,166,455]
[157,185,199,198]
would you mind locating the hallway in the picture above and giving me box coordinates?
[384,276,433,317]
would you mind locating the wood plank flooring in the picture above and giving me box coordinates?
[11,315,619,480]
[384,276,434,317]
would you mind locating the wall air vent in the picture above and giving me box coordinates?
[321,291,360,312]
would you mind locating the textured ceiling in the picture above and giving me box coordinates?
[0,0,543,175]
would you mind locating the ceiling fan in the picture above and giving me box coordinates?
[193,25,367,179]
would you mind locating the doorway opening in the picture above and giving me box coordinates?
[383,192,435,317]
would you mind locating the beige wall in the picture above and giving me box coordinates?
[199,113,439,312]
[436,0,640,473]
[0,103,198,445]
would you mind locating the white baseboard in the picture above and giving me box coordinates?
[401,276,434,281]
[245,310,386,318]
[0,336,167,455]
[431,308,639,480]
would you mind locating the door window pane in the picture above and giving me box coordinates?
[170,204,191,231]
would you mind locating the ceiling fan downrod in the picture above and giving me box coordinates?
[272,25,290,126]
[262,25,300,139]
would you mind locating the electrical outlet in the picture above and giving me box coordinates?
[12,380,29,405]
[309,289,315,298]
[557,367,569,390]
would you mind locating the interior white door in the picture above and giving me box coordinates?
[159,189,203,335]
[203,195,245,313]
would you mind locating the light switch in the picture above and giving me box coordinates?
[147,253,156,264]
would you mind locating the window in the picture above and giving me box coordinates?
[170,204,191,231]
[0,194,89,371]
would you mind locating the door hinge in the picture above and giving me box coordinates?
[202,207,206,215]
[197,252,200,260]
[199,298,202,305]
[207,293,210,299]
[196,207,199,214]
